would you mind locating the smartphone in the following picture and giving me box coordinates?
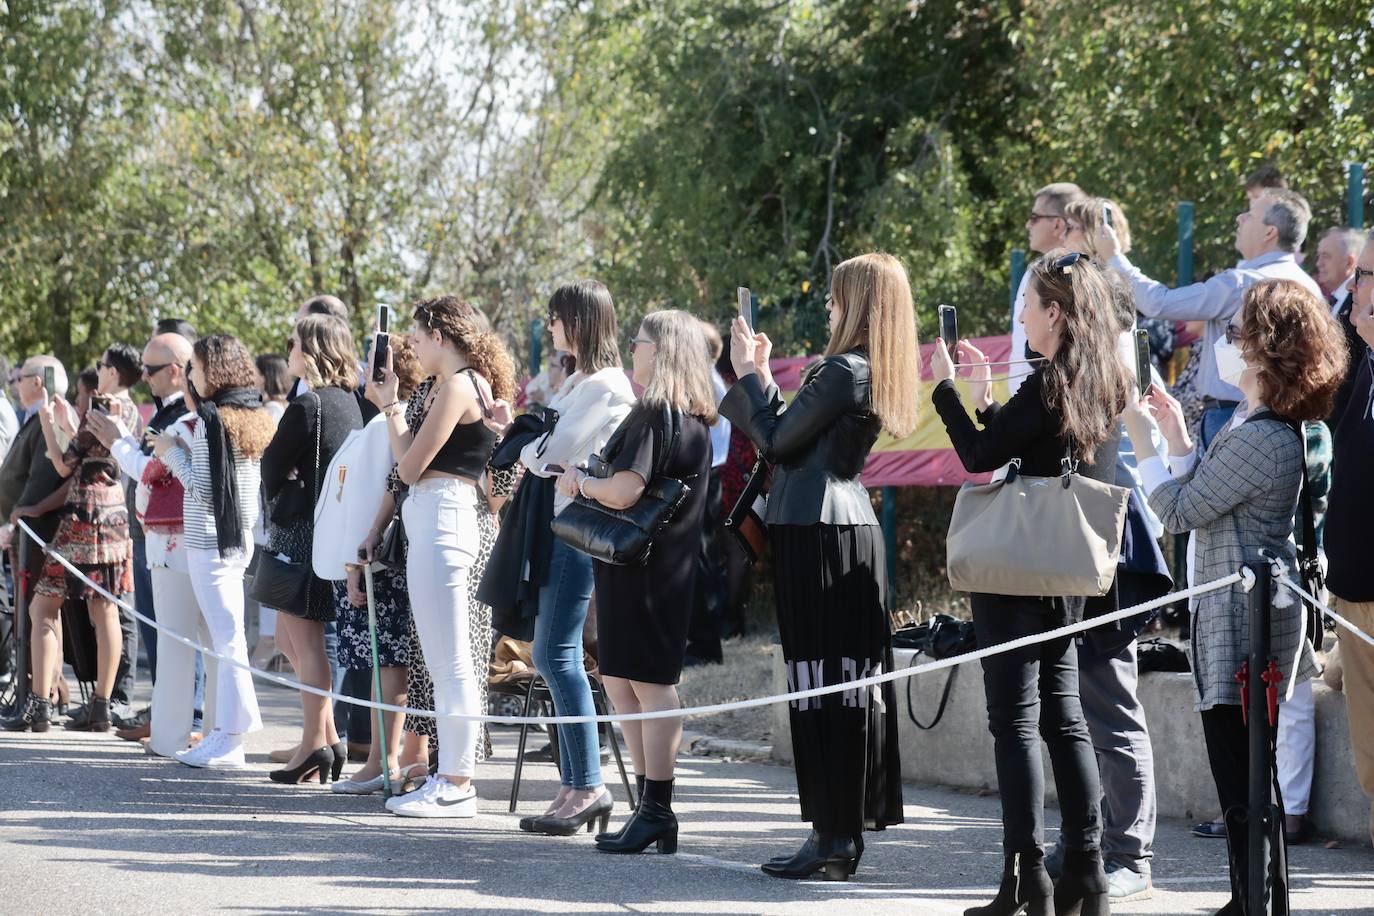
[372,304,390,384]
[938,304,958,356]
[92,395,111,415]
[540,462,566,476]
[737,287,753,330]
[1103,202,1114,228]
[42,366,55,402]
[1134,328,1151,398]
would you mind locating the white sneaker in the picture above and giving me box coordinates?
[174,731,246,769]
[385,775,477,818]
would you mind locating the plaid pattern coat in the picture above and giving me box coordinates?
[1147,409,1317,710]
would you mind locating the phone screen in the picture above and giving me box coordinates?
[42,366,55,401]
[938,305,958,355]
[737,287,753,330]
[1103,203,1114,228]
[541,463,566,476]
[1134,329,1151,397]
[372,305,390,384]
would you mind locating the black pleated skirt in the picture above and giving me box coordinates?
[770,523,904,834]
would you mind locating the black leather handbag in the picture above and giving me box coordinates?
[375,490,407,570]
[550,406,692,566]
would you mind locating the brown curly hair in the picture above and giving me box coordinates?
[192,334,277,459]
[411,296,516,401]
[390,335,425,401]
[1239,279,1348,422]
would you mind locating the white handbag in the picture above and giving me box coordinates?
[311,416,395,581]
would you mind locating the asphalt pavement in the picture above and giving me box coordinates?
[3,681,1372,915]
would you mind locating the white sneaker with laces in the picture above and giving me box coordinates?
[174,730,246,769]
[386,775,477,818]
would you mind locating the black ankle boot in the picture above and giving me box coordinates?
[595,777,677,854]
[70,697,111,733]
[593,776,648,844]
[2,697,52,733]
[761,832,858,881]
[1053,848,1108,916]
[964,850,1052,916]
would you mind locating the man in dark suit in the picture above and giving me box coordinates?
[1316,227,1366,423]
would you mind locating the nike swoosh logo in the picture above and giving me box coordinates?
[436,793,476,807]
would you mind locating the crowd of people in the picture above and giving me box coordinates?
[0,162,1371,916]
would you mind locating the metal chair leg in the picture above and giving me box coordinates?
[509,676,539,812]
[593,680,634,808]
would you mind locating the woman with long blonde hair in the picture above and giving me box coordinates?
[720,252,920,880]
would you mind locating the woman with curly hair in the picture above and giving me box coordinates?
[261,314,366,784]
[154,334,277,768]
[1123,278,1347,914]
[368,295,516,818]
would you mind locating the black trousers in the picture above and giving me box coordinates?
[972,597,1102,854]
[1200,704,1289,914]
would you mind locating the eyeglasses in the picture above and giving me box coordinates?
[143,362,171,377]
[1052,251,1086,273]
[1224,323,1249,345]
[1353,267,1374,288]
[628,336,654,349]
[1028,211,1063,224]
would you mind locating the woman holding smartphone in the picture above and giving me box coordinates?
[19,344,142,733]
[369,295,515,818]
[483,280,635,835]
[722,253,920,880]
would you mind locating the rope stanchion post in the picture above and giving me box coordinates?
[1244,560,1283,916]
[363,565,392,799]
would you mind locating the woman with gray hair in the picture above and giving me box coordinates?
[553,309,715,854]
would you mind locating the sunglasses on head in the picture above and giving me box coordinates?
[1052,251,1086,273]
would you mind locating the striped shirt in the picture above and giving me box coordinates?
[163,418,262,552]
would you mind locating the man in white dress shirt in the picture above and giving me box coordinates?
[1009,183,1086,396]
[1097,188,1321,447]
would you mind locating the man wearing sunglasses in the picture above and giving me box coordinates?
[85,331,198,741]
[1097,187,1322,449]
[1010,182,1087,396]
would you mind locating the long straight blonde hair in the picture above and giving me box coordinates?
[824,253,920,438]
[639,309,718,423]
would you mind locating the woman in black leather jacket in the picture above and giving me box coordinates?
[721,252,920,881]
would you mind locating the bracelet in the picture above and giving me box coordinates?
[577,473,591,500]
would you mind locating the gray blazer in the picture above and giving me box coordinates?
[1147,410,1316,711]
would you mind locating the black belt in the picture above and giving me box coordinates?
[1202,398,1239,411]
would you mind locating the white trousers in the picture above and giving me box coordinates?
[404,478,480,777]
[1277,677,1316,816]
[186,538,262,735]
[148,566,218,757]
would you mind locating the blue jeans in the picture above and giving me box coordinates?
[533,538,600,790]
[131,535,158,682]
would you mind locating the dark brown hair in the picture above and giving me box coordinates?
[193,334,276,459]
[1029,250,1133,458]
[1239,280,1348,422]
[411,296,516,401]
[548,280,620,375]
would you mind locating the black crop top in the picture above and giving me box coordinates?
[426,370,498,479]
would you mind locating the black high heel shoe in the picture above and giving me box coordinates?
[760,832,857,881]
[330,742,347,782]
[269,746,335,785]
[1052,848,1108,916]
[530,790,614,837]
[595,778,677,854]
[964,850,1052,916]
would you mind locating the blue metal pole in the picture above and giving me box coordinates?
[1009,249,1026,321]
[1349,163,1365,229]
[529,317,543,377]
[881,486,897,606]
[1177,202,1196,285]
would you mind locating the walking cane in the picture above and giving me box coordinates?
[363,564,393,800]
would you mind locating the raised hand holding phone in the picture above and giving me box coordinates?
[737,287,753,331]
[372,304,390,384]
[365,335,399,409]
[938,304,958,356]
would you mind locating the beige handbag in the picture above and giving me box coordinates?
[946,457,1129,598]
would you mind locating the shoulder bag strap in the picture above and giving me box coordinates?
[311,392,324,501]
[463,368,493,419]
[905,653,958,731]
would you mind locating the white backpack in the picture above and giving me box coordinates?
[312,414,395,581]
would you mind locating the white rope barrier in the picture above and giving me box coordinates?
[14,519,1243,725]
[1276,574,1374,649]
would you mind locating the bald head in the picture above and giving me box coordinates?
[143,333,194,399]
